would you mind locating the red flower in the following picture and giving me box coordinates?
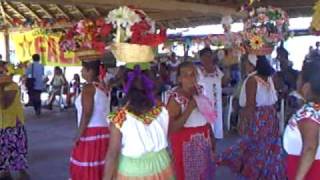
[99,24,112,36]
[131,20,151,34]
[131,28,166,47]
[92,41,105,54]
[96,17,105,27]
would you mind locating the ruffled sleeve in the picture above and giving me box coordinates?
[107,108,127,129]
[289,103,320,127]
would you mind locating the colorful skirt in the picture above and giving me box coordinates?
[217,106,286,180]
[286,155,320,180]
[116,149,174,180]
[170,123,215,180]
[70,127,109,180]
[0,121,28,172]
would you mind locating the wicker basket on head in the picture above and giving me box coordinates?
[75,49,103,61]
[247,45,274,56]
[111,43,155,63]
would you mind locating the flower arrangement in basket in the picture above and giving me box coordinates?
[241,6,289,55]
[107,6,166,63]
[59,6,166,63]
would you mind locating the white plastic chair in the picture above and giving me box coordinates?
[226,95,234,131]
[279,98,285,133]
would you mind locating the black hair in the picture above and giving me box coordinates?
[54,66,62,72]
[177,61,195,77]
[82,60,100,78]
[301,57,320,96]
[199,47,213,57]
[256,56,275,77]
[74,74,80,82]
[124,67,154,115]
[32,54,40,62]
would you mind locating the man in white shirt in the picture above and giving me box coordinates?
[197,47,229,139]
[25,54,45,115]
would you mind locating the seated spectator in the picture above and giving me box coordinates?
[46,66,67,110]
[66,74,81,107]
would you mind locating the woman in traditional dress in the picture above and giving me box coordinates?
[103,65,174,180]
[217,56,286,180]
[167,62,216,180]
[70,60,110,180]
[0,61,29,180]
[197,47,229,139]
[237,54,257,135]
[283,59,320,180]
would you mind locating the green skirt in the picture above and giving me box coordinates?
[117,149,175,180]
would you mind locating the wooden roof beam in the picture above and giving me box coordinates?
[92,8,101,16]
[5,1,26,20]
[0,1,14,26]
[38,4,54,19]
[14,0,239,17]
[21,3,41,21]
[55,4,71,20]
[0,1,8,25]
[74,6,86,19]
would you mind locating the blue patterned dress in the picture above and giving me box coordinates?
[217,76,286,180]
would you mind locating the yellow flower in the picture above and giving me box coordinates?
[250,35,264,50]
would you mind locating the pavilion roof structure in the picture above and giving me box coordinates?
[0,0,316,30]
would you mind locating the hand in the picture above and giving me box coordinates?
[189,84,199,96]
[186,98,197,112]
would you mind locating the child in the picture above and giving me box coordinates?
[67,74,81,107]
[167,61,216,180]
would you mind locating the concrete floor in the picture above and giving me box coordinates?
[23,107,237,180]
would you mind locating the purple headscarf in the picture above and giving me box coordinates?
[123,65,156,106]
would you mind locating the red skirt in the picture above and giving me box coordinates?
[286,155,320,180]
[70,127,109,180]
[170,123,215,180]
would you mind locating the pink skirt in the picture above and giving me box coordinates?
[286,155,320,180]
[70,127,109,180]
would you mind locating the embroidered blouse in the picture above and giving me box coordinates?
[108,105,169,158]
[283,102,320,159]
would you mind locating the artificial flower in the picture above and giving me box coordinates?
[130,28,166,47]
[99,24,112,36]
[146,17,156,33]
[250,35,264,50]
[96,17,106,27]
[92,41,105,54]
[131,20,151,33]
[106,6,141,28]
[258,14,269,23]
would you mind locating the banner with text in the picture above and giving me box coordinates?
[11,29,81,66]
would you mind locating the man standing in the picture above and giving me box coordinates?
[197,47,229,139]
[25,54,45,115]
[276,46,299,94]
